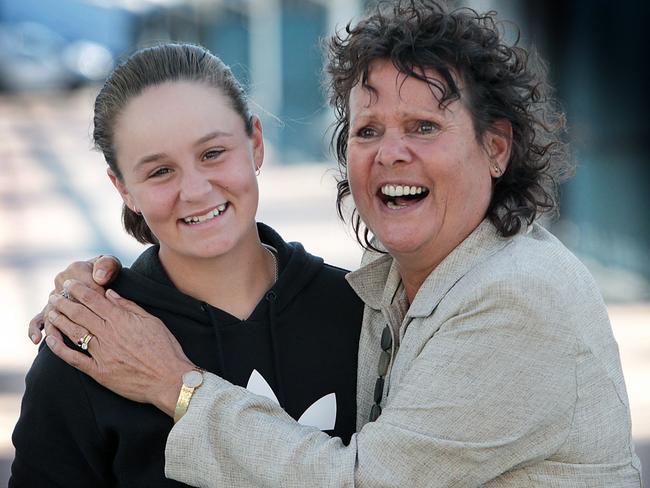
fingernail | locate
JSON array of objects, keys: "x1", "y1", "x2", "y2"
[
  {"x1": 106, "y1": 289, "x2": 119, "y2": 299},
  {"x1": 94, "y1": 269, "x2": 107, "y2": 280},
  {"x1": 31, "y1": 334, "x2": 40, "y2": 344},
  {"x1": 48, "y1": 310, "x2": 58, "y2": 321},
  {"x1": 45, "y1": 336, "x2": 57, "y2": 348},
  {"x1": 63, "y1": 279, "x2": 72, "y2": 288}
]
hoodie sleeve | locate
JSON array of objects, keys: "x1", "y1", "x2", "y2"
[{"x1": 10, "y1": 345, "x2": 113, "y2": 487}]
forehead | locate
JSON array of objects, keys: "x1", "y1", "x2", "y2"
[
  {"x1": 115, "y1": 81, "x2": 243, "y2": 144},
  {"x1": 349, "y1": 60, "x2": 458, "y2": 112},
  {"x1": 119, "y1": 81, "x2": 234, "y2": 123}
]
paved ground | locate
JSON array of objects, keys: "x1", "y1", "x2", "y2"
[{"x1": 1, "y1": 88, "x2": 648, "y2": 485}]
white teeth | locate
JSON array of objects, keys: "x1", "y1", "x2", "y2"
[
  {"x1": 381, "y1": 184, "x2": 428, "y2": 197},
  {"x1": 386, "y1": 201, "x2": 406, "y2": 210},
  {"x1": 183, "y1": 204, "x2": 227, "y2": 224}
]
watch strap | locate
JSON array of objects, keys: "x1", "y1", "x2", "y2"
[{"x1": 173, "y1": 369, "x2": 204, "y2": 424}]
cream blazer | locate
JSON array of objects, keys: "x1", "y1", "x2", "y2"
[{"x1": 165, "y1": 220, "x2": 642, "y2": 487}]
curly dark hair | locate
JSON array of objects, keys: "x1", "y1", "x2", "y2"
[
  {"x1": 327, "y1": 0, "x2": 572, "y2": 249},
  {"x1": 93, "y1": 43, "x2": 253, "y2": 244}
]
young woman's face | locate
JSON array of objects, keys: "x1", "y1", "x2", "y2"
[{"x1": 110, "y1": 81, "x2": 264, "y2": 263}]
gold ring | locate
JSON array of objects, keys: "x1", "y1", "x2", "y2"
[{"x1": 77, "y1": 333, "x2": 94, "y2": 351}]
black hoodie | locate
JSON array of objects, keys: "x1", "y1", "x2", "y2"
[{"x1": 10, "y1": 223, "x2": 363, "y2": 488}]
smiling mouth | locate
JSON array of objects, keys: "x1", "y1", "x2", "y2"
[
  {"x1": 181, "y1": 203, "x2": 228, "y2": 224},
  {"x1": 378, "y1": 184, "x2": 430, "y2": 210}
]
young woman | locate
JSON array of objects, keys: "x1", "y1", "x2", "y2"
[{"x1": 10, "y1": 43, "x2": 362, "y2": 487}]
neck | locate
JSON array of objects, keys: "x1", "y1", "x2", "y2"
[
  {"x1": 158, "y1": 228, "x2": 276, "y2": 320},
  {"x1": 392, "y1": 222, "x2": 483, "y2": 303},
  {"x1": 396, "y1": 261, "x2": 437, "y2": 304}
]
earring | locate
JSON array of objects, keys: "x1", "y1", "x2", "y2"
[
  {"x1": 492, "y1": 165, "x2": 502, "y2": 177},
  {"x1": 255, "y1": 166, "x2": 261, "y2": 176}
]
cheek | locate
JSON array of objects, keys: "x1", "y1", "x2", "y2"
[
  {"x1": 134, "y1": 186, "x2": 176, "y2": 221},
  {"x1": 449, "y1": 163, "x2": 492, "y2": 213},
  {"x1": 346, "y1": 148, "x2": 371, "y2": 196}
]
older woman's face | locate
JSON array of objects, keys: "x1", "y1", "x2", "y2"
[{"x1": 347, "y1": 60, "x2": 509, "y2": 272}]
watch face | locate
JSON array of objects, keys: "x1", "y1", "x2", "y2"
[{"x1": 183, "y1": 370, "x2": 203, "y2": 388}]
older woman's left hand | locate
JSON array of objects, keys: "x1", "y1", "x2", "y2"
[{"x1": 45, "y1": 280, "x2": 196, "y2": 418}]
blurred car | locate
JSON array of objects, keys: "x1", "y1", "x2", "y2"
[{"x1": 0, "y1": 21, "x2": 114, "y2": 92}]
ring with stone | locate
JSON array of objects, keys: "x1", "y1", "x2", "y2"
[
  {"x1": 77, "y1": 333, "x2": 94, "y2": 351},
  {"x1": 60, "y1": 289, "x2": 71, "y2": 300}
]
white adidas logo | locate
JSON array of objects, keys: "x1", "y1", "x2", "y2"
[{"x1": 246, "y1": 369, "x2": 337, "y2": 431}]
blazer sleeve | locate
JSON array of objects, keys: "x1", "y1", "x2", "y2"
[
  {"x1": 165, "y1": 277, "x2": 578, "y2": 487},
  {"x1": 10, "y1": 345, "x2": 113, "y2": 488}
]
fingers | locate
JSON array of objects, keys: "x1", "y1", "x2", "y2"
[
  {"x1": 45, "y1": 335, "x2": 96, "y2": 376},
  {"x1": 44, "y1": 321, "x2": 64, "y2": 345},
  {"x1": 105, "y1": 289, "x2": 147, "y2": 316},
  {"x1": 49, "y1": 291, "x2": 104, "y2": 335},
  {"x1": 54, "y1": 261, "x2": 103, "y2": 293},
  {"x1": 91, "y1": 255, "x2": 122, "y2": 286},
  {"x1": 58, "y1": 279, "x2": 118, "y2": 327},
  {"x1": 45, "y1": 308, "x2": 96, "y2": 352},
  {"x1": 28, "y1": 308, "x2": 46, "y2": 344}
]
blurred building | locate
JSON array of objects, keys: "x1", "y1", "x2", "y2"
[{"x1": 1, "y1": 0, "x2": 648, "y2": 300}]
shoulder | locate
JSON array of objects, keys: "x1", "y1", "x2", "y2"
[
  {"x1": 443, "y1": 224, "x2": 607, "y2": 338},
  {"x1": 14, "y1": 343, "x2": 97, "y2": 442},
  {"x1": 471, "y1": 224, "x2": 600, "y2": 299},
  {"x1": 19, "y1": 342, "x2": 98, "y2": 413}
]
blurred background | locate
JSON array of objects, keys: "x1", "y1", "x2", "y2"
[{"x1": 1, "y1": 0, "x2": 648, "y2": 484}]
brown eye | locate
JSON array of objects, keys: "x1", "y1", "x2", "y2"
[
  {"x1": 203, "y1": 149, "x2": 224, "y2": 160},
  {"x1": 416, "y1": 120, "x2": 437, "y2": 134},
  {"x1": 150, "y1": 167, "x2": 171, "y2": 178},
  {"x1": 357, "y1": 127, "x2": 377, "y2": 138},
  {"x1": 416, "y1": 120, "x2": 438, "y2": 135}
]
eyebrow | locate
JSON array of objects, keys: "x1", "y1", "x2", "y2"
[
  {"x1": 351, "y1": 107, "x2": 441, "y2": 122},
  {"x1": 193, "y1": 130, "x2": 232, "y2": 146},
  {"x1": 134, "y1": 130, "x2": 233, "y2": 168}
]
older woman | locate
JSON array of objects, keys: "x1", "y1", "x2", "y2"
[{"x1": 33, "y1": 0, "x2": 642, "y2": 486}]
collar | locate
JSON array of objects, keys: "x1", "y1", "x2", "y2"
[{"x1": 346, "y1": 219, "x2": 511, "y2": 317}]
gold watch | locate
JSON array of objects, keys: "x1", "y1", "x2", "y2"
[{"x1": 173, "y1": 368, "x2": 204, "y2": 423}]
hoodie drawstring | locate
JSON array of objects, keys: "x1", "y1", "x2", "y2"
[
  {"x1": 265, "y1": 290, "x2": 286, "y2": 406},
  {"x1": 205, "y1": 304, "x2": 227, "y2": 376}
]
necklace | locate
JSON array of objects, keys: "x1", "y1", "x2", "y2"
[{"x1": 262, "y1": 244, "x2": 278, "y2": 283}]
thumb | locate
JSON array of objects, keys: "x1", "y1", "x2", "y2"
[{"x1": 92, "y1": 255, "x2": 122, "y2": 286}]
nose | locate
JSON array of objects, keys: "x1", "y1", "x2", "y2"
[
  {"x1": 375, "y1": 131, "x2": 411, "y2": 167},
  {"x1": 179, "y1": 167, "x2": 212, "y2": 202}
]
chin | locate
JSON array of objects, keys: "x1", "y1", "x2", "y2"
[{"x1": 375, "y1": 234, "x2": 424, "y2": 257}]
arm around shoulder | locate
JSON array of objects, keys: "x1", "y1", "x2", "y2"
[{"x1": 163, "y1": 272, "x2": 579, "y2": 488}]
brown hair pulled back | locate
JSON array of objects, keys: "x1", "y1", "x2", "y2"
[{"x1": 93, "y1": 43, "x2": 253, "y2": 244}]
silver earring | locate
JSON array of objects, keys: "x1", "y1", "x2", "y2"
[{"x1": 255, "y1": 166, "x2": 261, "y2": 176}]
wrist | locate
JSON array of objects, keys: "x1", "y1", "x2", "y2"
[
  {"x1": 157, "y1": 359, "x2": 197, "y2": 418},
  {"x1": 173, "y1": 367, "x2": 205, "y2": 423}
]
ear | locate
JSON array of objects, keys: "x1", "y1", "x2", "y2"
[
  {"x1": 484, "y1": 119, "x2": 512, "y2": 174},
  {"x1": 250, "y1": 115, "x2": 265, "y2": 171},
  {"x1": 107, "y1": 168, "x2": 135, "y2": 210}
]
